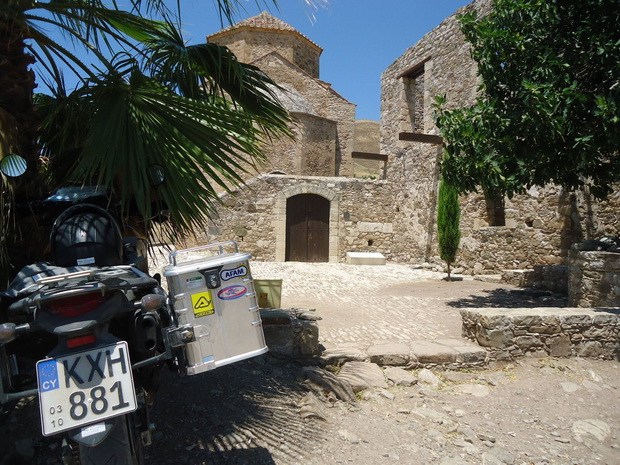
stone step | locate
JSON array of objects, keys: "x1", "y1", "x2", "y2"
[
  {"x1": 346, "y1": 252, "x2": 386, "y2": 265},
  {"x1": 320, "y1": 338, "x2": 489, "y2": 369},
  {"x1": 260, "y1": 308, "x2": 489, "y2": 368}
]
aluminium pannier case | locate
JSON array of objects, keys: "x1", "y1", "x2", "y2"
[{"x1": 163, "y1": 241, "x2": 268, "y2": 375}]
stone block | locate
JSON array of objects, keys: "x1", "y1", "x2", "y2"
[
  {"x1": 434, "y1": 338, "x2": 488, "y2": 364},
  {"x1": 476, "y1": 328, "x2": 514, "y2": 349},
  {"x1": 337, "y1": 362, "x2": 387, "y2": 393},
  {"x1": 561, "y1": 314, "x2": 592, "y2": 326},
  {"x1": 357, "y1": 222, "x2": 393, "y2": 233},
  {"x1": 367, "y1": 342, "x2": 410, "y2": 366},
  {"x1": 321, "y1": 344, "x2": 367, "y2": 365},
  {"x1": 292, "y1": 319, "x2": 321, "y2": 356},
  {"x1": 384, "y1": 367, "x2": 418, "y2": 387},
  {"x1": 529, "y1": 324, "x2": 561, "y2": 334},
  {"x1": 575, "y1": 341, "x2": 603, "y2": 358},
  {"x1": 583, "y1": 326, "x2": 614, "y2": 340},
  {"x1": 410, "y1": 340, "x2": 457, "y2": 364},
  {"x1": 262, "y1": 324, "x2": 293, "y2": 357},
  {"x1": 592, "y1": 312, "x2": 620, "y2": 325},
  {"x1": 549, "y1": 334, "x2": 572, "y2": 357},
  {"x1": 346, "y1": 252, "x2": 386, "y2": 265},
  {"x1": 514, "y1": 335, "x2": 542, "y2": 350},
  {"x1": 518, "y1": 315, "x2": 543, "y2": 327},
  {"x1": 479, "y1": 314, "x2": 511, "y2": 329},
  {"x1": 260, "y1": 309, "x2": 320, "y2": 358}
]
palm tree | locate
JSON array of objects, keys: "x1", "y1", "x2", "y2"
[{"x1": 0, "y1": 0, "x2": 293, "y2": 276}]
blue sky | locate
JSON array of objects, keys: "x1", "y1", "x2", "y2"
[{"x1": 176, "y1": 0, "x2": 472, "y2": 121}]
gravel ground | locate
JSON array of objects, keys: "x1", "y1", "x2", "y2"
[{"x1": 1, "y1": 257, "x2": 618, "y2": 465}]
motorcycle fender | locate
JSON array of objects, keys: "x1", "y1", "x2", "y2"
[{"x1": 66, "y1": 418, "x2": 120, "y2": 447}]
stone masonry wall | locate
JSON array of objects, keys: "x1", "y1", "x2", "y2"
[
  {"x1": 456, "y1": 185, "x2": 580, "y2": 274},
  {"x1": 502, "y1": 265, "x2": 569, "y2": 294},
  {"x1": 568, "y1": 251, "x2": 620, "y2": 307},
  {"x1": 380, "y1": 0, "x2": 620, "y2": 273},
  {"x1": 196, "y1": 175, "x2": 396, "y2": 262},
  {"x1": 254, "y1": 53, "x2": 356, "y2": 178},
  {"x1": 461, "y1": 307, "x2": 620, "y2": 361},
  {"x1": 381, "y1": 0, "x2": 491, "y2": 265},
  {"x1": 297, "y1": 113, "x2": 337, "y2": 177}
]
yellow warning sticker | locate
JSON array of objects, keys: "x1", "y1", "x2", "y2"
[{"x1": 191, "y1": 291, "x2": 214, "y2": 318}]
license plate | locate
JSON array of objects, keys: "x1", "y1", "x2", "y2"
[{"x1": 36, "y1": 342, "x2": 137, "y2": 436}]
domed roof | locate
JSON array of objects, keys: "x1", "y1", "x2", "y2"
[{"x1": 208, "y1": 11, "x2": 322, "y2": 51}]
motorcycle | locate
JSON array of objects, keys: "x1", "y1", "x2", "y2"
[
  {"x1": 0, "y1": 158, "x2": 268, "y2": 464},
  {"x1": 0, "y1": 202, "x2": 178, "y2": 464}
]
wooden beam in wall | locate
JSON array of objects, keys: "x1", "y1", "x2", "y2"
[
  {"x1": 398, "y1": 132, "x2": 443, "y2": 145},
  {"x1": 351, "y1": 151, "x2": 389, "y2": 161}
]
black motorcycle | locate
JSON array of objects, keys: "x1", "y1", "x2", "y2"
[
  {"x1": 0, "y1": 203, "x2": 182, "y2": 464},
  {"x1": 0, "y1": 157, "x2": 268, "y2": 464}
]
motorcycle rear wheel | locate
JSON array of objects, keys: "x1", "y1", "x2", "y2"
[{"x1": 77, "y1": 414, "x2": 143, "y2": 465}]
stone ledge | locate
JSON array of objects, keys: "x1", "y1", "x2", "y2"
[
  {"x1": 260, "y1": 308, "x2": 489, "y2": 369},
  {"x1": 260, "y1": 308, "x2": 322, "y2": 359},
  {"x1": 461, "y1": 307, "x2": 620, "y2": 361},
  {"x1": 321, "y1": 338, "x2": 488, "y2": 370},
  {"x1": 346, "y1": 252, "x2": 386, "y2": 265}
]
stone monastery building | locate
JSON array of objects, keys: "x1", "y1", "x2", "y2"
[{"x1": 199, "y1": 1, "x2": 619, "y2": 275}]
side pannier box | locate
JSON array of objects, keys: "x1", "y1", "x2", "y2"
[{"x1": 163, "y1": 242, "x2": 268, "y2": 375}]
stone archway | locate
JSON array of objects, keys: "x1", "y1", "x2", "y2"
[{"x1": 275, "y1": 184, "x2": 340, "y2": 262}]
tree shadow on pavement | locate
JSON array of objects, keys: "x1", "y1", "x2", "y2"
[
  {"x1": 446, "y1": 287, "x2": 568, "y2": 309},
  {"x1": 145, "y1": 357, "x2": 326, "y2": 465},
  {"x1": 0, "y1": 357, "x2": 325, "y2": 465}
]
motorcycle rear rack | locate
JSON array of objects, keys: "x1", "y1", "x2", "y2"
[{"x1": 168, "y1": 241, "x2": 239, "y2": 267}]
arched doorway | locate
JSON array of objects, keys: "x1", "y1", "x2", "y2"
[{"x1": 286, "y1": 194, "x2": 330, "y2": 262}]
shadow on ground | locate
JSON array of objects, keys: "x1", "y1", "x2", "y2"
[
  {"x1": 447, "y1": 287, "x2": 568, "y2": 309},
  {"x1": 0, "y1": 358, "x2": 326, "y2": 465},
  {"x1": 145, "y1": 357, "x2": 327, "y2": 465}
]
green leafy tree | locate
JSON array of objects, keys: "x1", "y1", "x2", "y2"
[
  {"x1": 0, "y1": 0, "x2": 295, "y2": 273},
  {"x1": 437, "y1": 179, "x2": 461, "y2": 281},
  {"x1": 434, "y1": 0, "x2": 620, "y2": 199}
]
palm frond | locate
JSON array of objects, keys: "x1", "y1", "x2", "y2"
[
  {"x1": 146, "y1": 30, "x2": 291, "y2": 137},
  {"x1": 39, "y1": 67, "x2": 273, "y2": 237}
]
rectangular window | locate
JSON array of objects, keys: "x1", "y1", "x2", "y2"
[
  {"x1": 485, "y1": 190, "x2": 506, "y2": 226},
  {"x1": 351, "y1": 152, "x2": 388, "y2": 180},
  {"x1": 398, "y1": 57, "x2": 431, "y2": 133}
]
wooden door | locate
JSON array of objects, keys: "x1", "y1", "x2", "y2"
[{"x1": 285, "y1": 194, "x2": 330, "y2": 262}]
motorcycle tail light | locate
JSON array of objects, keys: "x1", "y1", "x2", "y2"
[
  {"x1": 66, "y1": 334, "x2": 96, "y2": 349},
  {"x1": 46, "y1": 293, "x2": 109, "y2": 318}
]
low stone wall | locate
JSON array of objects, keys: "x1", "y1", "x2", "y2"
[
  {"x1": 502, "y1": 265, "x2": 568, "y2": 294},
  {"x1": 461, "y1": 307, "x2": 620, "y2": 360},
  {"x1": 260, "y1": 308, "x2": 322, "y2": 360},
  {"x1": 568, "y1": 250, "x2": 620, "y2": 307}
]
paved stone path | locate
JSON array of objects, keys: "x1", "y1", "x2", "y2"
[
  {"x1": 249, "y1": 261, "x2": 488, "y2": 346},
  {"x1": 152, "y1": 250, "x2": 514, "y2": 364}
]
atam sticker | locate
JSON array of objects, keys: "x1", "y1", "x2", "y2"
[
  {"x1": 217, "y1": 285, "x2": 247, "y2": 300},
  {"x1": 220, "y1": 265, "x2": 248, "y2": 281},
  {"x1": 191, "y1": 291, "x2": 214, "y2": 317}
]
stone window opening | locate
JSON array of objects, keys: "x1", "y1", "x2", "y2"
[
  {"x1": 351, "y1": 152, "x2": 388, "y2": 180},
  {"x1": 398, "y1": 57, "x2": 430, "y2": 133},
  {"x1": 485, "y1": 190, "x2": 506, "y2": 227}
]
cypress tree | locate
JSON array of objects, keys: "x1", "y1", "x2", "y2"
[{"x1": 437, "y1": 179, "x2": 461, "y2": 281}]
